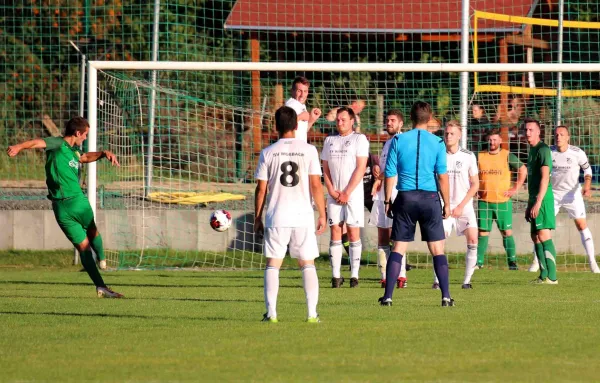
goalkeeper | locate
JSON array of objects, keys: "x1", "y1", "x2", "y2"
[{"x1": 7, "y1": 117, "x2": 123, "y2": 298}]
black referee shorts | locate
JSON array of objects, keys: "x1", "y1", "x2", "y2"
[{"x1": 391, "y1": 190, "x2": 445, "y2": 242}]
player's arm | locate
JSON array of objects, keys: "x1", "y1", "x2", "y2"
[
  {"x1": 530, "y1": 148, "x2": 552, "y2": 218},
  {"x1": 454, "y1": 175, "x2": 479, "y2": 218},
  {"x1": 579, "y1": 150, "x2": 593, "y2": 198},
  {"x1": 309, "y1": 175, "x2": 327, "y2": 235},
  {"x1": 322, "y1": 160, "x2": 339, "y2": 201},
  {"x1": 254, "y1": 180, "x2": 268, "y2": 236},
  {"x1": 383, "y1": 137, "x2": 399, "y2": 206},
  {"x1": 435, "y1": 140, "x2": 450, "y2": 219},
  {"x1": 80, "y1": 150, "x2": 120, "y2": 166},
  {"x1": 338, "y1": 156, "x2": 368, "y2": 204},
  {"x1": 505, "y1": 153, "x2": 527, "y2": 197},
  {"x1": 6, "y1": 139, "x2": 46, "y2": 156},
  {"x1": 308, "y1": 108, "x2": 322, "y2": 129}
]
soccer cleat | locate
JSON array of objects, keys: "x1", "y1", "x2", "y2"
[
  {"x1": 380, "y1": 279, "x2": 387, "y2": 288},
  {"x1": 406, "y1": 264, "x2": 414, "y2": 271},
  {"x1": 591, "y1": 266, "x2": 600, "y2": 274},
  {"x1": 331, "y1": 277, "x2": 345, "y2": 288},
  {"x1": 461, "y1": 283, "x2": 473, "y2": 289},
  {"x1": 441, "y1": 297, "x2": 455, "y2": 307},
  {"x1": 508, "y1": 261, "x2": 518, "y2": 271},
  {"x1": 431, "y1": 282, "x2": 440, "y2": 290},
  {"x1": 545, "y1": 278, "x2": 558, "y2": 285},
  {"x1": 96, "y1": 286, "x2": 124, "y2": 298},
  {"x1": 378, "y1": 297, "x2": 392, "y2": 306},
  {"x1": 306, "y1": 316, "x2": 320, "y2": 323},
  {"x1": 98, "y1": 259, "x2": 107, "y2": 270},
  {"x1": 530, "y1": 277, "x2": 546, "y2": 284},
  {"x1": 476, "y1": 263, "x2": 484, "y2": 269},
  {"x1": 397, "y1": 277, "x2": 407, "y2": 289},
  {"x1": 528, "y1": 263, "x2": 540, "y2": 273},
  {"x1": 350, "y1": 278, "x2": 359, "y2": 288},
  {"x1": 262, "y1": 313, "x2": 278, "y2": 323}
]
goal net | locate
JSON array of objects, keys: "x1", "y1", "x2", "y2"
[{"x1": 90, "y1": 63, "x2": 600, "y2": 272}]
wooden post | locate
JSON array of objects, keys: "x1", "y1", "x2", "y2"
[
  {"x1": 499, "y1": 38, "x2": 510, "y2": 150},
  {"x1": 250, "y1": 37, "x2": 261, "y2": 152},
  {"x1": 273, "y1": 83, "x2": 284, "y2": 131}
]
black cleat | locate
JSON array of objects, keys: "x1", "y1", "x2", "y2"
[
  {"x1": 331, "y1": 277, "x2": 345, "y2": 288},
  {"x1": 378, "y1": 297, "x2": 392, "y2": 306},
  {"x1": 461, "y1": 283, "x2": 473, "y2": 289},
  {"x1": 508, "y1": 262, "x2": 519, "y2": 270},
  {"x1": 350, "y1": 278, "x2": 359, "y2": 288},
  {"x1": 406, "y1": 264, "x2": 415, "y2": 271},
  {"x1": 442, "y1": 297, "x2": 455, "y2": 307}
]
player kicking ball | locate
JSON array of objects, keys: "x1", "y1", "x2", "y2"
[
  {"x1": 433, "y1": 121, "x2": 479, "y2": 289},
  {"x1": 528, "y1": 125, "x2": 599, "y2": 273},
  {"x1": 7, "y1": 117, "x2": 123, "y2": 298},
  {"x1": 254, "y1": 106, "x2": 327, "y2": 323}
]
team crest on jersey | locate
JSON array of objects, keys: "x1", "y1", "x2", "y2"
[
  {"x1": 344, "y1": 141, "x2": 351, "y2": 147},
  {"x1": 456, "y1": 161, "x2": 462, "y2": 169},
  {"x1": 567, "y1": 157, "x2": 572, "y2": 164},
  {"x1": 69, "y1": 159, "x2": 79, "y2": 169}
]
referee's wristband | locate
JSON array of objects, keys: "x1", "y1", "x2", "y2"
[{"x1": 384, "y1": 201, "x2": 391, "y2": 205}]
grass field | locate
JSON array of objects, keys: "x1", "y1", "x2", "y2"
[{"x1": 1, "y1": 251, "x2": 599, "y2": 382}]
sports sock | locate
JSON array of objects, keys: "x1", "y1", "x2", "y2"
[
  {"x1": 463, "y1": 244, "x2": 478, "y2": 284},
  {"x1": 433, "y1": 255, "x2": 451, "y2": 299},
  {"x1": 264, "y1": 266, "x2": 280, "y2": 318},
  {"x1": 433, "y1": 267, "x2": 439, "y2": 284},
  {"x1": 79, "y1": 248, "x2": 106, "y2": 287},
  {"x1": 301, "y1": 265, "x2": 319, "y2": 318},
  {"x1": 90, "y1": 234, "x2": 106, "y2": 261},
  {"x1": 477, "y1": 235, "x2": 489, "y2": 266},
  {"x1": 329, "y1": 240, "x2": 343, "y2": 278},
  {"x1": 399, "y1": 252, "x2": 407, "y2": 279},
  {"x1": 383, "y1": 252, "x2": 402, "y2": 299},
  {"x1": 341, "y1": 233, "x2": 350, "y2": 255},
  {"x1": 503, "y1": 235, "x2": 516, "y2": 263},
  {"x1": 579, "y1": 228, "x2": 597, "y2": 268},
  {"x1": 535, "y1": 242, "x2": 548, "y2": 280},
  {"x1": 377, "y1": 245, "x2": 390, "y2": 280},
  {"x1": 530, "y1": 245, "x2": 539, "y2": 267},
  {"x1": 542, "y1": 240, "x2": 558, "y2": 281},
  {"x1": 349, "y1": 240, "x2": 362, "y2": 279}
]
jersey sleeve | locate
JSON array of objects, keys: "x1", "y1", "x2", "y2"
[
  {"x1": 508, "y1": 152, "x2": 524, "y2": 171},
  {"x1": 384, "y1": 136, "x2": 398, "y2": 177},
  {"x1": 254, "y1": 150, "x2": 268, "y2": 181},
  {"x1": 320, "y1": 138, "x2": 330, "y2": 162},
  {"x1": 578, "y1": 149, "x2": 592, "y2": 176},
  {"x1": 43, "y1": 137, "x2": 64, "y2": 152},
  {"x1": 308, "y1": 146, "x2": 322, "y2": 176},
  {"x1": 356, "y1": 135, "x2": 369, "y2": 158},
  {"x1": 539, "y1": 146, "x2": 552, "y2": 168},
  {"x1": 434, "y1": 139, "x2": 447, "y2": 175},
  {"x1": 469, "y1": 153, "x2": 479, "y2": 176},
  {"x1": 284, "y1": 98, "x2": 306, "y2": 116}
]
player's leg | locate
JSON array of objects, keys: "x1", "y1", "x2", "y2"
[
  {"x1": 497, "y1": 200, "x2": 517, "y2": 269},
  {"x1": 346, "y1": 200, "x2": 365, "y2": 287},
  {"x1": 531, "y1": 232, "x2": 547, "y2": 282},
  {"x1": 477, "y1": 201, "x2": 493, "y2": 267},
  {"x1": 341, "y1": 223, "x2": 350, "y2": 256},
  {"x1": 86, "y1": 223, "x2": 107, "y2": 270},
  {"x1": 327, "y1": 203, "x2": 345, "y2": 287},
  {"x1": 262, "y1": 228, "x2": 289, "y2": 322},
  {"x1": 460, "y1": 210, "x2": 478, "y2": 288},
  {"x1": 529, "y1": 198, "x2": 561, "y2": 273},
  {"x1": 567, "y1": 194, "x2": 599, "y2": 273},
  {"x1": 538, "y1": 198, "x2": 558, "y2": 282},
  {"x1": 290, "y1": 228, "x2": 320, "y2": 322},
  {"x1": 377, "y1": 227, "x2": 390, "y2": 286},
  {"x1": 434, "y1": 217, "x2": 455, "y2": 288}
]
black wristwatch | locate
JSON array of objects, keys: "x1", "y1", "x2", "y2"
[{"x1": 384, "y1": 200, "x2": 391, "y2": 205}]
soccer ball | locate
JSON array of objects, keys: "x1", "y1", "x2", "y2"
[{"x1": 210, "y1": 210, "x2": 232, "y2": 232}]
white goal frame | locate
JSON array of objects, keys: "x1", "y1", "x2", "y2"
[{"x1": 87, "y1": 61, "x2": 600, "y2": 218}]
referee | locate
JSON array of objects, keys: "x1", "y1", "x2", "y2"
[{"x1": 378, "y1": 101, "x2": 454, "y2": 307}]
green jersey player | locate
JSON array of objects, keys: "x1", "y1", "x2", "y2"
[{"x1": 7, "y1": 117, "x2": 123, "y2": 298}]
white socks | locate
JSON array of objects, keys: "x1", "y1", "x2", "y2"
[
  {"x1": 301, "y1": 265, "x2": 319, "y2": 318},
  {"x1": 377, "y1": 245, "x2": 390, "y2": 279},
  {"x1": 264, "y1": 266, "x2": 280, "y2": 318},
  {"x1": 399, "y1": 253, "x2": 407, "y2": 278},
  {"x1": 579, "y1": 228, "x2": 598, "y2": 269},
  {"x1": 464, "y1": 244, "x2": 478, "y2": 284},
  {"x1": 330, "y1": 240, "x2": 343, "y2": 278},
  {"x1": 349, "y1": 240, "x2": 362, "y2": 279}
]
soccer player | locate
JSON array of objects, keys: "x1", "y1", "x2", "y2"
[
  {"x1": 254, "y1": 106, "x2": 327, "y2": 323},
  {"x1": 524, "y1": 118, "x2": 558, "y2": 284},
  {"x1": 369, "y1": 109, "x2": 407, "y2": 288},
  {"x1": 477, "y1": 128, "x2": 527, "y2": 269},
  {"x1": 284, "y1": 76, "x2": 322, "y2": 142},
  {"x1": 528, "y1": 125, "x2": 599, "y2": 273},
  {"x1": 433, "y1": 121, "x2": 479, "y2": 289},
  {"x1": 321, "y1": 106, "x2": 369, "y2": 288},
  {"x1": 379, "y1": 101, "x2": 453, "y2": 307},
  {"x1": 6, "y1": 117, "x2": 123, "y2": 298}
]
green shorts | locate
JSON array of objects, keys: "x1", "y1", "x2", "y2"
[
  {"x1": 478, "y1": 200, "x2": 513, "y2": 232},
  {"x1": 529, "y1": 198, "x2": 556, "y2": 234},
  {"x1": 52, "y1": 194, "x2": 95, "y2": 245}
]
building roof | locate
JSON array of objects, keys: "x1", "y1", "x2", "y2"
[{"x1": 224, "y1": 0, "x2": 539, "y2": 33}]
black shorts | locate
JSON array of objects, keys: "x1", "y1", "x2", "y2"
[
  {"x1": 364, "y1": 199, "x2": 374, "y2": 213},
  {"x1": 391, "y1": 190, "x2": 445, "y2": 242}
]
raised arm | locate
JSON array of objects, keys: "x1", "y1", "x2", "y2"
[
  {"x1": 80, "y1": 150, "x2": 120, "y2": 166},
  {"x1": 6, "y1": 139, "x2": 47, "y2": 157}
]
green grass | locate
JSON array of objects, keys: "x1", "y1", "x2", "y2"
[{"x1": 1, "y1": 252, "x2": 599, "y2": 382}]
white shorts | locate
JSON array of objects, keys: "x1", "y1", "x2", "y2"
[
  {"x1": 555, "y1": 192, "x2": 586, "y2": 219},
  {"x1": 443, "y1": 207, "x2": 477, "y2": 237},
  {"x1": 327, "y1": 198, "x2": 365, "y2": 227},
  {"x1": 369, "y1": 199, "x2": 392, "y2": 228},
  {"x1": 264, "y1": 227, "x2": 319, "y2": 260}
]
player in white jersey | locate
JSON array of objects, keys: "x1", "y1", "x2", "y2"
[
  {"x1": 433, "y1": 121, "x2": 479, "y2": 288},
  {"x1": 369, "y1": 110, "x2": 408, "y2": 288},
  {"x1": 284, "y1": 76, "x2": 322, "y2": 142},
  {"x1": 321, "y1": 106, "x2": 369, "y2": 288},
  {"x1": 528, "y1": 125, "x2": 599, "y2": 273},
  {"x1": 254, "y1": 106, "x2": 327, "y2": 323}
]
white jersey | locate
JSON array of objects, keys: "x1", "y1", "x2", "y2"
[
  {"x1": 255, "y1": 138, "x2": 322, "y2": 228},
  {"x1": 551, "y1": 145, "x2": 591, "y2": 198},
  {"x1": 374, "y1": 133, "x2": 400, "y2": 201},
  {"x1": 285, "y1": 98, "x2": 309, "y2": 142},
  {"x1": 321, "y1": 132, "x2": 370, "y2": 203},
  {"x1": 446, "y1": 148, "x2": 478, "y2": 208}
]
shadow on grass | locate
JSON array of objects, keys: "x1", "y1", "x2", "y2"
[
  {"x1": 0, "y1": 295, "x2": 262, "y2": 303},
  {"x1": 0, "y1": 310, "x2": 229, "y2": 321}
]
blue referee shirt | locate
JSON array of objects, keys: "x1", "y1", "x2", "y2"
[{"x1": 384, "y1": 128, "x2": 447, "y2": 192}]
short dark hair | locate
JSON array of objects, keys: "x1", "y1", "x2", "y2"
[
  {"x1": 275, "y1": 106, "x2": 297, "y2": 135},
  {"x1": 291, "y1": 76, "x2": 309, "y2": 90},
  {"x1": 522, "y1": 117, "x2": 541, "y2": 130},
  {"x1": 336, "y1": 106, "x2": 356, "y2": 120},
  {"x1": 64, "y1": 117, "x2": 89, "y2": 137},
  {"x1": 386, "y1": 109, "x2": 404, "y2": 122},
  {"x1": 410, "y1": 101, "x2": 432, "y2": 125},
  {"x1": 487, "y1": 128, "x2": 502, "y2": 138},
  {"x1": 555, "y1": 125, "x2": 569, "y2": 135}
]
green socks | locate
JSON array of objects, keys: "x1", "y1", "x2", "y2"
[
  {"x1": 477, "y1": 235, "x2": 489, "y2": 266},
  {"x1": 535, "y1": 242, "x2": 548, "y2": 280},
  {"x1": 503, "y1": 235, "x2": 517, "y2": 263},
  {"x1": 80, "y1": 249, "x2": 106, "y2": 288},
  {"x1": 542, "y1": 240, "x2": 558, "y2": 281},
  {"x1": 90, "y1": 234, "x2": 106, "y2": 261}
]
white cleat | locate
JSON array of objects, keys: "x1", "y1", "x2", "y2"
[
  {"x1": 98, "y1": 260, "x2": 107, "y2": 270},
  {"x1": 527, "y1": 264, "x2": 540, "y2": 273},
  {"x1": 591, "y1": 266, "x2": 600, "y2": 274},
  {"x1": 96, "y1": 286, "x2": 124, "y2": 298}
]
